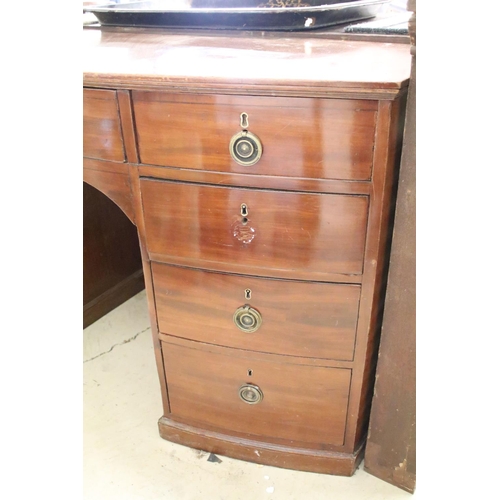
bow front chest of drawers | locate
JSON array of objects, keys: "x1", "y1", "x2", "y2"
[{"x1": 83, "y1": 29, "x2": 410, "y2": 476}]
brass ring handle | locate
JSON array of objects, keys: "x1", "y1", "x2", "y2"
[
  {"x1": 238, "y1": 384, "x2": 264, "y2": 405},
  {"x1": 233, "y1": 305, "x2": 262, "y2": 333},
  {"x1": 229, "y1": 131, "x2": 263, "y2": 166}
]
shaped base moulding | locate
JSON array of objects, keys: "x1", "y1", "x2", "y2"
[{"x1": 158, "y1": 416, "x2": 364, "y2": 476}]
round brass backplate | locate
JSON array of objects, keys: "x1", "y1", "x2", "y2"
[
  {"x1": 233, "y1": 305, "x2": 262, "y2": 333},
  {"x1": 229, "y1": 131, "x2": 263, "y2": 166},
  {"x1": 238, "y1": 383, "x2": 264, "y2": 405}
]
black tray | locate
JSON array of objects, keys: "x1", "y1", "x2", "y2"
[{"x1": 85, "y1": 0, "x2": 390, "y2": 31}]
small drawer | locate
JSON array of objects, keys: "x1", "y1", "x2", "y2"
[
  {"x1": 162, "y1": 339, "x2": 351, "y2": 447},
  {"x1": 153, "y1": 263, "x2": 360, "y2": 361},
  {"x1": 83, "y1": 89, "x2": 125, "y2": 161},
  {"x1": 132, "y1": 92, "x2": 377, "y2": 181},
  {"x1": 140, "y1": 179, "x2": 368, "y2": 279}
]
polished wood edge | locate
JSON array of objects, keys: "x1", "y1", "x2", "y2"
[
  {"x1": 149, "y1": 253, "x2": 363, "y2": 284},
  {"x1": 158, "y1": 416, "x2": 364, "y2": 476},
  {"x1": 158, "y1": 334, "x2": 353, "y2": 369},
  {"x1": 117, "y1": 90, "x2": 139, "y2": 164},
  {"x1": 343, "y1": 95, "x2": 406, "y2": 450},
  {"x1": 127, "y1": 165, "x2": 148, "y2": 250},
  {"x1": 355, "y1": 95, "x2": 407, "y2": 443},
  {"x1": 83, "y1": 156, "x2": 126, "y2": 166},
  {"x1": 137, "y1": 165, "x2": 373, "y2": 195},
  {"x1": 83, "y1": 269, "x2": 145, "y2": 329},
  {"x1": 83, "y1": 77, "x2": 408, "y2": 101},
  {"x1": 127, "y1": 164, "x2": 171, "y2": 415},
  {"x1": 153, "y1": 260, "x2": 363, "y2": 288},
  {"x1": 142, "y1": 245, "x2": 171, "y2": 416},
  {"x1": 132, "y1": 90, "x2": 379, "y2": 109},
  {"x1": 83, "y1": 87, "x2": 117, "y2": 100},
  {"x1": 83, "y1": 157, "x2": 128, "y2": 174},
  {"x1": 84, "y1": 25, "x2": 410, "y2": 45},
  {"x1": 83, "y1": 168, "x2": 135, "y2": 224},
  {"x1": 165, "y1": 413, "x2": 350, "y2": 453}
]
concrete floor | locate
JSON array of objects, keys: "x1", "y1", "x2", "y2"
[{"x1": 83, "y1": 290, "x2": 415, "y2": 499}]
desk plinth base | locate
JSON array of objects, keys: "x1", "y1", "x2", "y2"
[{"x1": 158, "y1": 416, "x2": 364, "y2": 476}]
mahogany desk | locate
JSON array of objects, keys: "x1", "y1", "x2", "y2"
[{"x1": 83, "y1": 27, "x2": 410, "y2": 476}]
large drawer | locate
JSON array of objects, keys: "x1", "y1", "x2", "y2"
[
  {"x1": 162, "y1": 339, "x2": 351, "y2": 447},
  {"x1": 153, "y1": 263, "x2": 360, "y2": 361},
  {"x1": 133, "y1": 92, "x2": 377, "y2": 181},
  {"x1": 140, "y1": 179, "x2": 369, "y2": 279},
  {"x1": 83, "y1": 88, "x2": 125, "y2": 162}
]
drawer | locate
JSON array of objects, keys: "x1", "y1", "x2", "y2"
[
  {"x1": 83, "y1": 89, "x2": 125, "y2": 161},
  {"x1": 162, "y1": 339, "x2": 351, "y2": 447},
  {"x1": 133, "y1": 92, "x2": 377, "y2": 181},
  {"x1": 153, "y1": 263, "x2": 360, "y2": 361},
  {"x1": 140, "y1": 179, "x2": 368, "y2": 279}
]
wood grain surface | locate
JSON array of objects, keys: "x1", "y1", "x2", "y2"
[
  {"x1": 83, "y1": 30, "x2": 411, "y2": 99},
  {"x1": 162, "y1": 339, "x2": 351, "y2": 447},
  {"x1": 83, "y1": 159, "x2": 135, "y2": 224},
  {"x1": 83, "y1": 88, "x2": 125, "y2": 161},
  {"x1": 343, "y1": 97, "x2": 406, "y2": 451},
  {"x1": 137, "y1": 163, "x2": 372, "y2": 196},
  {"x1": 152, "y1": 263, "x2": 360, "y2": 360},
  {"x1": 140, "y1": 179, "x2": 369, "y2": 280},
  {"x1": 133, "y1": 92, "x2": 377, "y2": 181},
  {"x1": 83, "y1": 25, "x2": 411, "y2": 477}
]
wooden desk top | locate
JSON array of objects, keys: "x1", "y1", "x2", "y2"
[{"x1": 83, "y1": 29, "x2": 411, "y2": 99}]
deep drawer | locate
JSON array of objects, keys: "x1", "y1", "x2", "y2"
[
  {"x1": 140, "y1": 179, "x2": 369, "y2": 280},
  {"x1": 83, "y1": 89, "x2": 124, "y2": 162},
  {"x1": 162, "y1": 339, "x2": 351, "y2": 447},
  {"x1": 132, "y1": 92, "x2": 377, "y2": 181},
  {"x1": 153, "y1": 263, "x2": 360, "y2": 361}
]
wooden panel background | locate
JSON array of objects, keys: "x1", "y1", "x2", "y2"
[
  {"x1": 364, "y1": 0, "x2": 416, "y2": 492},
  {"x1": 83, "y1": 182, "x2": 144, "y2": 328}
]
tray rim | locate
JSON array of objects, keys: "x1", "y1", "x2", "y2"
[{"x1": 84, "y1": 0, "x2": 389, "y2": 15}]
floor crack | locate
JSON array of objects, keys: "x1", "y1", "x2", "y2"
[{"x1": 83, "y1": 326, "x2": 151, "y2": 364}]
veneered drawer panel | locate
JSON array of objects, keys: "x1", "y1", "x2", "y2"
[
  {"x1": 83, "y1": 89, "x2": 125, "y2": 161},
  {"x1": 162, "y1": 340, "x2": 351, "y2": 447},
  {"x1": 140, "y1": 179, "x2": 368, "y2": 279},
  {"x1": 133, "y1": 92, "x2": 377, "y2": 181},
  {"x1": 153, "y1": 263, "x2": 360, "y2": 361}
]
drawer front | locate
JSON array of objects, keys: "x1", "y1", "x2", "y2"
[
  {"x1": 140, "y1": 179, "x2": 368, "y2": 278},
  {"x1": 153, "y1": 263, "x2": 360, "y2": 361},
  {"x1": 133, "y1": 92, "x2": 377, "y2": 181},
  {"x1": 83, "y1": 89, "x2": 124, "y2": 161},
  {"x1": 162, "y1": 340, "x2": 351, "y2": 447}
]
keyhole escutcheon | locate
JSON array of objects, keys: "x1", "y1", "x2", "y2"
[{"x1": 240, "y1": 112, "x2": 249, "y2": 129}]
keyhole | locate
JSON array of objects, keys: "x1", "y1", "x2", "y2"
[
  {"x1": 247, "y1": 369, "x2": 253, "y2": 377},
  {"x1": 240, "y1": 112, "x2": 249, "y2": 129},
  {"x1": 245, "y1": 289, "x2": 252, "y2": 300},
  {"x1": 240, "y1": 204, "x2": 248, "y2": 217}
]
